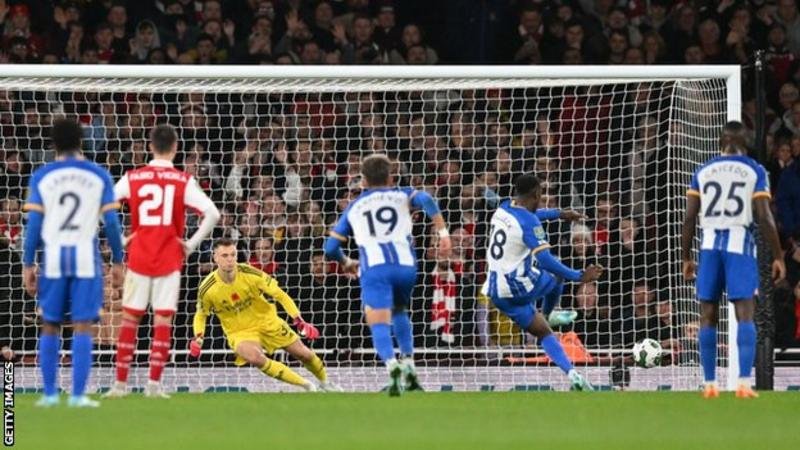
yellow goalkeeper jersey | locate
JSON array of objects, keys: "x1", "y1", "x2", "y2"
[{"x1": 193, "y1": 264, "x2": 300, "y2": 337}]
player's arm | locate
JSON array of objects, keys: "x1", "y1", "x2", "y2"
[
  {"x1": 22, "y1": 174, "x2": 44, "y2": 296},
  {"x1": 754, "y1": 196, "x2": 786, "y2": 283},
  {"x1": 190, "y1": 283, "x2": 211, "y2": 357},
  {"x1": 324, "y1": 210, "x2": 358, "y2": 275},
  {"x1": 256, "y1": 271, "x2": 320, "y2": 339},
  {"x1": 535, "y1": 208, "x2": 586, "y2": 222},
  {"x1": 525, "y1": 218, "x2": 601, "y2": 283},
  {"x1": 407, "y1": 188, "x2": 452, "y2": 259},
  {"x1": 681, "y1": 174, "x2": 702, "y2": 281},
  {"x1": 183, "y1": 177, "x2": 221, "y2": 255},
  {"x1": 101, "y1": 171, "x2": 125, "y2": 286}
]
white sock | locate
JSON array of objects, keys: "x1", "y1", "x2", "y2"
[
  {"x1": 401, "y1": 356, "x2": 415, "y2": 371},
  {"x1": 704, "y1": 380, "x2": 718, "y2": 389},
  {"x1": 738, "y1": 378, "x2": 751, "y2": 387},
  {"x1": 386, "y1": 358, "x2": 399, "y2": 373}
]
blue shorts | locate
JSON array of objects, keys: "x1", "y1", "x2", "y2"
[
  {"x1": 491, "y1": 271, "x2": 560, "y2": 330},
  {"x1": 697, "y1": 249, "x2": 758, "y2": 302},
  {"x1": 38, "y1": 276, "x2": 103, "y2": 323},
  {"x1": 360, "y1": 264, "x2": 417, "y2": 310}
]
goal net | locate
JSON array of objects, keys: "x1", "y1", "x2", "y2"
[{"x1": 1, "y1": 66, "x2": 740, "y2": 392}]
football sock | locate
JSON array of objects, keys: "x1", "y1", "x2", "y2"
[
  {"x1": 39, "y1": 334, "x2": 60, "y2": 397},
  {"x1": 541, "y1": 282, "x2": 564, "y2": 316},
  {"x1": 115, "y1": 317, "x2": 139, "y2": 383},
  {"x1": 391, "y1": 311, "x2": 414, "y2": 357},
  {"x1": 260, "y1": 359, "x2": 308, "y2": 387},
  {"x1": 699, "y1": 325, "x2": 717, "y2": 382},
  {"x1": 541, "y1": 333, "x2": 573, "y2": 374},
  {"x1": 737, "y1": 321, "x2": 756, "y2": 379},
  {"x1": 149, "y1": 322, "x2": 172, "y2": 382},
  {"x1": 71, "y1": 332, "x2": 93, "y2": 397},
  {"x1": 369, "y1": 323, "x2": 395, "y2": 363},
  {"x1": 303, "y1": 354, "x2": 327, "y2": 382}
]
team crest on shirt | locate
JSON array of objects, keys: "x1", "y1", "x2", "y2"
[
  {"x1": 534, "y1": 226, "x2": 546, "y2": 240},
  {"x1": 231, "y1": 292, "x2": 240, "y2": 302}
]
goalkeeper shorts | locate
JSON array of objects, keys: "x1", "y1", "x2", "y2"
[{"x1": 227, "y1": 319, "x2": 299, "y2": 366}]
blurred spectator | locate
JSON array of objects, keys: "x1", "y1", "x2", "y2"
[
  {"x1": 774, "y1": 0, "x2": 800, "y2": 54},
  {"x1": 777, "y1": 158, "x2": 800, "y2": 240}
]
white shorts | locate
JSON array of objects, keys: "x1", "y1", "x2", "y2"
[{"x1": 122, "y1": 270, "x2": 181, "y2": 315}]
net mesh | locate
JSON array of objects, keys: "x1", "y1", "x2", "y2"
[{"x1": 0, "y1": 74, "x2": 731, "y2": 392}]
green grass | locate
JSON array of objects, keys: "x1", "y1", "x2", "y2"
[{"x1": 11, "y1": 391, "x2": 800, "y2": 450}]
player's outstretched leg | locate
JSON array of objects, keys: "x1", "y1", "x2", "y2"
[
  {"x1": 145, "y1": 312, "x2": 174, "y2": 399},
  {"x1": 69, "y1": 322, "x2": 100, "y2": 408},
  {"x1": 283, "y1": 340, "x2": 343, "y2": 392},
  {"x1": 733, "y1": 299, "x2": 759, "y2": 399},
  {"x1": 105, "y1": 311, "x2": 143, "y2": 398},
  {"x1": 527, "y1": 311, "x2": 593, "y2": 391},
  {"x1": 539, "y1": 279, "x2": 577, "y2": 328},
  {"x1": 36, "y1": 323, "x2": 62, "y2": 408},
  {"x1": 698, "y1": 303, "x2": 720, "y2": 398},
  {"x1": 392, "y1": 309, "x2": 422, "y2": 392},
  {"x1": 236, "y1": 341, "x2": 315, "y2": 391}
]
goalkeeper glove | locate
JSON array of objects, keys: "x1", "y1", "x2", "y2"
[
  {"x1": 189, "y1": 336, "x2": 203, "y2": 358},
  {"x1": 293, "y1": 317, "x2": 320, "y2": 340}
]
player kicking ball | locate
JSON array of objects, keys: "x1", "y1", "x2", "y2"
[
  {"x1": 681, "y1": 121, "x2": 786, "y2": 399},
  {"x1": 190, "y1": 239, "x2": 341, "y2": 392},
  {"x1": 484, "y1": 174, "x2": 601, "y2": 391},
  {"x1": 323, "y1": 154, "x2": 452, "y2": 396}
]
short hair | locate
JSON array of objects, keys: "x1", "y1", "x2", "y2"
[
  {"x1": 721, "y1": 120, "x2": 747, "y2": 153},
  {"x1": 514, "y1": 174, "x2": 541, "y2": 198},
  {"x1": 150, "y1": 124, "x2": 178, "y2": 154},
  {"x1": 361, "y1": 154, "x2": 392, "y2": 186},
  {"x1": 51, "y1": 118, "x2": 83, "y2": 154},
  {"x1": 213, "y1": 238, "x2": 237, "y2": 249}
]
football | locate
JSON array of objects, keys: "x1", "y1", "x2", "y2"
[{"x1": 632, "y1": 338, "x2": 663, "y2": 368}]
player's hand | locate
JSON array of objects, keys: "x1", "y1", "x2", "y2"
[
  {"x1": 581, "y1": 264, "x2": 603, "y2": 283},
  {"x1": 189, "y1": 336, "x2": 203, "y2": 358},
  {"x1": 437, "y1": 235, "x2": 452, "y2": 260},
  {"x1": 559, "y1": 210, "x2": 587, "y2": 222},
  {"x1": 293, "y1": 317, "x2": 320, "y2": 340},
  {"x1": 683, "y1": 260, "x2": 697, "y2": 281},
  {"x1": 177, "y1": 238, "x2": 193, "y2": 256},
  {"x1": 23, "y1": 266, "x2": 37, "y2": 297},
  {"x1": 772, "y1": 258, "x2": 787, "y2": 283},
  {"x1": 340, "y1": 257, "x2": 359, "y2": 278},
  {"x1": 110, "y1": 263, "x2": 125, "y2": 288}
]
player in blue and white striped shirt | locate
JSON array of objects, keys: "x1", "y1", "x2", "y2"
[
  {"x1": 682, "y1": 121, "x2": 785, "y2": 399},
  {"x1": 324, "y1": 154, "x2": 451, "y2": 396},
  {"x1": 484, "y1": 174, "x2": 602, "y2": 391},
  {"x1": 22, "y1": 119, "x2": 125, "y2": 408}
]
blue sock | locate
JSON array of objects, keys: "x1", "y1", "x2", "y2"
[
  {"x1": 39, "y1": 334, "x2": 60, "y2": 396},
  {"x1": 699, "y1": 326, "x2": 717, "y2": 382},
  {"x1": 369, "y1": 323, "x2": 395, "y2": 364},
  {"x1": 541, "y1": 282, "x2": 564, "y2": 316},
  {"x1": 541, "y1": 334, "x2": 574, "y2": 374},
  {"x1": 737, "y1": 321, "x2": 757, "y2": 379},
  {"x1": 71, "y1": 332, "x2": 93, "y2": 397},
  {"x1": 391, "y1": 311, "x2": 414, "y2": 357}
]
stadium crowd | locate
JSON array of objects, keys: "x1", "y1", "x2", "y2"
[{"x1": 0, "y1": 0, "x2": 799, "y2": 367}]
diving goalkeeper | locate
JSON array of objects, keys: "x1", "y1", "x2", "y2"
[{"x1": 190, "y1": 238, "x2": 341, "y2": 392}]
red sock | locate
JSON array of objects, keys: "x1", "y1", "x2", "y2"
[
  {"x1": 115, "y1": 317, "x2": 139, "y2": 383},
  {"x1": 149, "y1": 322, "x2": 172, "y2": 382}
]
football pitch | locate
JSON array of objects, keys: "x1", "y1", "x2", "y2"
[{"x1": 12, "y1": 391, "x2": 799, "y2": 450}]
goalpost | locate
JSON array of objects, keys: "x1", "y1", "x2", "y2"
[{"x1": 0, "y1": 64, "x2": 743, "y2": 392}]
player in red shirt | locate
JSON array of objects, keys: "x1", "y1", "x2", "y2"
[{"x1": 105, "y1": 124, "x2": 220, "y2": 398}]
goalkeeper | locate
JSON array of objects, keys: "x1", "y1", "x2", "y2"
[{"x1": 190, "y1": 238, "x2": 341, "y2": 392}]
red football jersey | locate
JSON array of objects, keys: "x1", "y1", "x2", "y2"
[{"x1": 115, "y1": 160, "x2": 215, "y2": 276}]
